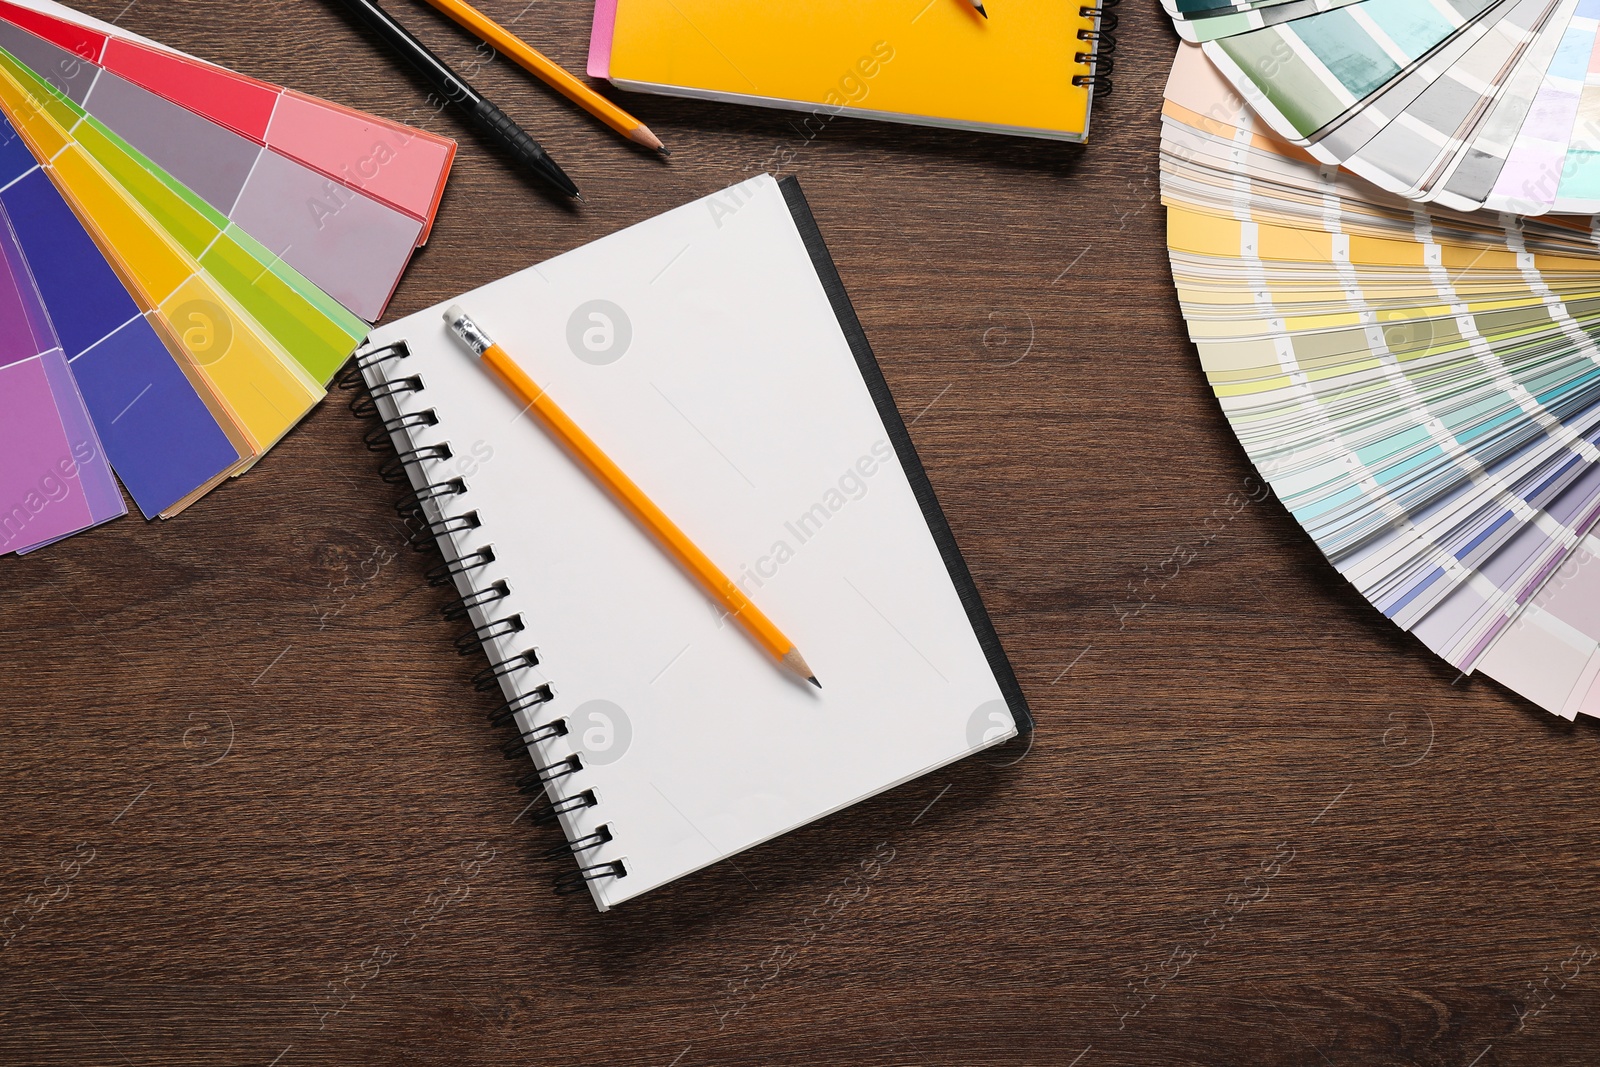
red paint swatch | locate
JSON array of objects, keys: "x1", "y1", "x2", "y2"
[
  {"x1": 101, "y1": 38, "x2": 279, "y2": 142},
  {"x1": 0, "y1": 0, "x2": 453, "y2": 235}
]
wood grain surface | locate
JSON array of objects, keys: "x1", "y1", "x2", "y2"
[{"x1": 4, "y1": 1, "x2": 1599, "y2": 1064}]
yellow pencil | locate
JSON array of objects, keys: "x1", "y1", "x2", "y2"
[
  {"x1": 418, "y1": 0, "x2": 669, "y2": 155},
  {"x1": 442, "y1": 305, "x2": 818, "y2": 687}
]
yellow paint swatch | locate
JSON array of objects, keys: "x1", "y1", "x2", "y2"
[{"x1": 0, "y1": 62, "x2": 320, "y2": 450}]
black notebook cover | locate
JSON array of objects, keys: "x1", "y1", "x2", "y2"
[{"x1": 778, "y1": 175, "x2": 1032, "y2": 731}]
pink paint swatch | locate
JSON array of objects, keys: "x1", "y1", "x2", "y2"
[{"x1": 0, "y1": 0, "x2": 454, "y2": 237}]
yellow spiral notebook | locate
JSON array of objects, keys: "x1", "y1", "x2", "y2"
[{"x1": 586, "y1": 0, "x2": 1115, "y2": 142}]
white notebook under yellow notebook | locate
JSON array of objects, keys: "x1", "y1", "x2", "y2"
[
  {"x1": 586, "y1": 0, "x2": 1116, "y2": 142},
  {"x1": 355, "y1": 175, "x2": 1031, "y2": 910}
]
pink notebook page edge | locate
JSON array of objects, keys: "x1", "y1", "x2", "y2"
[{"x1": 588, "y1": 0, "x2": 616, "y2": 79}]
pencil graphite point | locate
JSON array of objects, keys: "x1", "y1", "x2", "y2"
[
  {"x1": 629, "y1": 125, "x2": 668, "y2": 154},
  {"x1": 782, "y1": 647, "x2": 819, "y2": 687},
  {"x1": 972, "y1": 0, "x2": 988, "y2": 14}
]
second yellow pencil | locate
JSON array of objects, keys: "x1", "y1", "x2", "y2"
[{"x1": 417, "y1": 0, "x2": 669, "y2": 154}]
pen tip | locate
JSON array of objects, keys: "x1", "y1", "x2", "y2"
[
  {"x1": 808, "y1": 676, "x2": 821, "y2": 689},
  {"x1": 574, "y1": 191, "x2": 586, "y2": 202}
]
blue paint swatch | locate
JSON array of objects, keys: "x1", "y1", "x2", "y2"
[{"x1": 0, "y1": 112, "x2": 241, "y2": 518}]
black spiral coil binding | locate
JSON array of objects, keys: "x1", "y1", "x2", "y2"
[
  {"x1": 348, "y1": 376, "x2": 424, "y2": 418},
  {"x1": 517, "y1": 754, "x2": 584, "y2": 792},
  {"x1": 455, "y1": 614, "x2": 525, "y2": 656},
  {"x1": 501, "y1": 717, "x2": 567, "y2": 759},
  {"x1": 381, "y1": 444, "x2": 452, "y2": 485},
  {"x1": 396, "y1": 478, "x2": 467, "y2": 520},
  {"x1": 346, "y1": 339, "x2": 627, "y2": 899},
  {"x1": 554, "y1": 860, "x2": 629, "y2": 895},
  {"x1": 425, "y1": 545, "x2": 494, "y2": 586},
  {"x1": 443, "y1": 579, "x2": 511, "y2": 621},
  {"x1": 365, "y1": 410, "x2": 436, "y2": 451},
  {"x1": 521, "y1": 788, "x2": 597, "y2": 827},
  {"x1": 1074, "y1": 0, "x2": 1119, "y2": 92},
  {"x1": 544, "y1": 825, "x2": 611, "y2": 859},
  {"x1": 406, "y1": 510, "x2": 480, "y2": 552},
  {"x1": 472, "y1": 649, "x2": 540, "y2": 692},
  {"x1": 489, "y1": 683, "x2": 556, "y2": 729},
  {"x1": 337, "y1": 340, "x2": 409, "y2": 389}
]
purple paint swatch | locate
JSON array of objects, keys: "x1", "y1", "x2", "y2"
[
  {"x1": 0, "y1": 110, "x2": 243, "y2": 521},
  {"x1": 0, "y1": 209, "x2": 123, "y2": 525},
  {"x1": 0, "y1": 359, "x2": 94, "y2": 553}
]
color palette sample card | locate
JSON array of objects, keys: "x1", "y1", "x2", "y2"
[
  {"x1": 0, "y1": 0, "x2": 455, "y2": 553},
  {"x1": 1163, "y1": 0, "x2": 1600, "y2": 214},
  {"x1": 1162, "y1": 42, "x2": 1600, "y2": 720}
]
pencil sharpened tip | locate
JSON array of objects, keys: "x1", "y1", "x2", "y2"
[
  {"x1": 781, "y1": 647, "x2": 817, "y2": 685},
  {"x1": 630, "y1": 126, "x2": 668, "y2": 154},
  {"x1": 973, "y1": 0, "x2": 988, "y2": 13}
]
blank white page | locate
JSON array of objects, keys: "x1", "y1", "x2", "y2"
[{"x1": 362, "y1": 174, "x2": 1025, "y2": 909}]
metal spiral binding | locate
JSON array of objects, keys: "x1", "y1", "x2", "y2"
[
  {"x1": 337, "y1": 340, "x2": 409, "y2": 389},
  {"x1": 442, "y1": 579, "x2": 511, "y2": 621},
  {"x1": 346, "y1": 339, "x2": 627, "y2": 899},
  {"x1": 500, "y1": 717, "x2": 567, "y2": 758},
  {"x1": 406, "y1": 510, "x2": 480, "y2": 552},
  {"x1": 517, "y1": 754, "x2": 583, "y2": 792},
  {"x1": 489, "y1": 683, "x2": 555, "y2": 728},
  {"x1": 521, "y1": 789, "x2": 597, "y2": 827},
  {"x1": 554, "y1": 860, "x2": 629, "y2": 895},
  {"x1": 381, "y1": 444, "x2": 452, "y2": 485},
  {"x1": 396, "y1": 478, "x2": 467, "y2": 520},
  {"x1": 365, "y1": 410, "x2": 436, "y2": 451},
  {"x1": 425, "y1": 545, "x2": 494, "y2": 586},
  {"x1": 455, "y1": 614, "x2": 525, "y2": 656},
  {"x1": 472, "y1": 649, "x2": 540, "y2": 691},
  {"x1": 1074, "y1": 0, "x2": 1119, "y2": 92},
  {"x1": 543, "y1": 825, "x2": 611, "y2": 859},
  {"x1": 348, "y1": 376, "x2": 424, "y2": 419}
]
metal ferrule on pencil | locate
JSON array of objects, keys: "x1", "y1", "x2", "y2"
[{"x1": 444, "y1": 305, "x2": 493, "y2": 357}]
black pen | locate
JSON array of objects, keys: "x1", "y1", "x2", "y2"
[{"x1": 324, "y1": 0, "x2": 580, "y2": 199}]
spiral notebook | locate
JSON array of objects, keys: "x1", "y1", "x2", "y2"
[
  {"x1": 354, "y1": 175, "x2": 1030, "y2": 910},
  {"x1": 586, "y1": 0, "x2": 1117, "y2": 142}
]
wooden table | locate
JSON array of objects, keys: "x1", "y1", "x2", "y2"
[{"x1": 4, "y1": 1, "x2": 1598, "y2": 1064}]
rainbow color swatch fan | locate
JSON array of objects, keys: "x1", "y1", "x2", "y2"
[
  {"x1": 0, "y1": 0, "x2": 454, "y2": 555},
  {"x1": 1162, "y1": 43, "x2": 1600, "y2": 721}
]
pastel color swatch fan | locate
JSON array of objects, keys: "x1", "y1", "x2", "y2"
[{"x1": 1162, "y1": 43, "x2": 1600, "y2": 721}]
